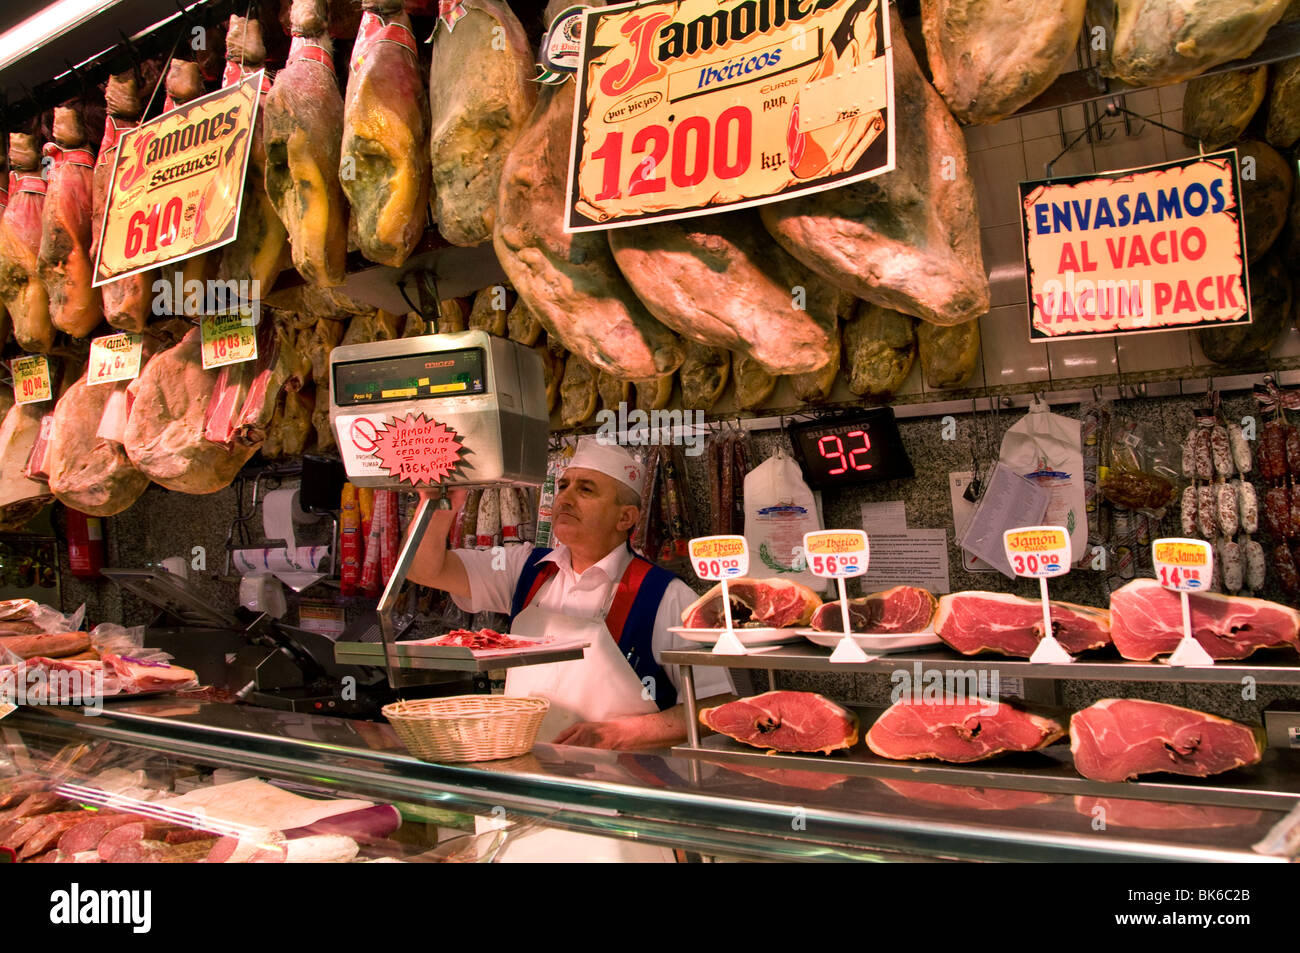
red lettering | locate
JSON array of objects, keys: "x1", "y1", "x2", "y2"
[
  {"x1": 1058, "y1": 243, "x2": 1080, "y2": 272},
  {"x1": 599, "y1": 13, "x2": 671, "y2": 97},
  {"x1": 1126, "y1": 235, "x2": 1151, "y2": 267},
  {"x1": 1079, "y1": 240, "x2": 1099, "y2": 271},
  {"x1": 1154, "y1": 282, "x2": 1173, "y2": 314},
  {"x1": 1196, "y1": 276, "x2": 1216, "y2": 310},
  {"x1": 1172, "y1": 280, "x2": 1195, "y2": 313},
  {"x1": 1216, "y1": 274, "x2": 1241, "y2": 309},
  {"x1": 1105, "y1": 236, "x2": 1126, "y2": 268}
]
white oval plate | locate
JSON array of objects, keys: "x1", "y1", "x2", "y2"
[
  {"x1": 795, "y1": 627, "x2": 941, "y2": 653},
  {"x1": 668, "y1": 626, "x2": 804, "y2": 647}
]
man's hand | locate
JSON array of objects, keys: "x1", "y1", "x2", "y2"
[{"x1": 552, "y1": 719, "x2": 642, "y2": 749}]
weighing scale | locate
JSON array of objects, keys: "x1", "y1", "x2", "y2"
[{"x1": 328, "y1": 330, "x2": 562, "y2": 689}]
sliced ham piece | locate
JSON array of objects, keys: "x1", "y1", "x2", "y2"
[
  {"x1": 38, "y1": 106, "x2": 101, "y2": 337},
  {"x1": 1069, "y1": 699, "x2": 1266, "y2": 783},
  {"x1": 934, "y1": 591, "x2": 1112, "y2": 657},
  {"x1": 0, "y1": 133, "x2": 53, "y2": 352},
  {"x1": 102, "y1": 654, "x2": 198, "y2": 693},
  {"x1": 264, "y1": 0, "x2": 348, "y2": 286},
  {"x1": 1073, "y1": 796, "x2": 1263, "y2": 831},
  {"x1": 866, "y1": 698, "x2": 1065, "y2": 763},
  {"x1": 339, "y1": 0, "x2": 429, "y2": 267},
  {"x1": 811, "y1": 586, "x2": 937, "y2": 633},
  {"x1": 700, "y1": 691, "x2": 858, "y2": 754},
  {"x1": 681, "y1": 577, "x2": 822, "y2": 629},
  {"x1": 1109, "y1": 577, "x2": 1300, "y2": 660},
  {"x1": 879, "y1": 779, "x2": 1057, "y2": 811}
]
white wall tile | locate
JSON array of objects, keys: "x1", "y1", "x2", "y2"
[
  {"x1": 1022, "y1": 134, "x2": 1094, "y2": 181},
  {"x1": 1089, "y1": 124, "x2": 1169, "y2": 173},
  {"x1": 979, "y1": 306, "x2": 1049, "y2": 385},
  {"x1": 1048, "y1": 338, "x2": 1120, "y2": 380},
  {"x1": 1020, "y1": 105, "x2": 1089, "y2": 141},
  {"x1": 1119, "y1": 330, "x2": 1193, "y2": 372},
  {"x1": 970, "y1": 142, "x2": 1028, "y2": 227},
  {"x1": 963, "y1": 117, "x2": 1022, "y2": 153},
  {"x1": 980, "y1": 223, "x2": 1030, "y2": 307},
  {"x1": 1157, "y1": 82, "x2": 1188, "y2": 113}
]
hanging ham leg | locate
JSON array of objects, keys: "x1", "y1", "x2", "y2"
[
  {"x1": 95, "y1": 69, "x2": 153, "y2": 332},
  {"x1": 39, "y1": 106, "x2": 102, "y2": 338},
  {"x1": 264, "y1": 0, "x2": 347, "y2": 286},
  {"x1": 0, "y1": 134, "x2": 53, "y2": 352},
  {"x1": 339, "y1": 0, "x2": 430, "y2": 267},
  {"x1": 219, "y1": 16, "x2": 291, "y2": 298},
  {"x1": 0, "y1": 144, "x2": 10, "y2": 347}
]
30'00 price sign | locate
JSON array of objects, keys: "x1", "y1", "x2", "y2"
[{"x1": 566, "y1": 0, "x2": 894, "y2": 231}]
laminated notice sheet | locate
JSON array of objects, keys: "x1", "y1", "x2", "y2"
[{"x1": 959, "y1": 463, "x2": 1050, "y2": 578}]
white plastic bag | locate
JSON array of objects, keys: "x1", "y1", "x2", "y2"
[
  {"x1": 743, "y1": 452, "x2": 825, "y2": 592},
  {"x1": 999, "y1": 399, "x2": 1087, "y2": 562}
]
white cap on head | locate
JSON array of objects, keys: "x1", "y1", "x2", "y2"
[{"x1": 565, "y1": 437, "x2": 645, "y2": 498}]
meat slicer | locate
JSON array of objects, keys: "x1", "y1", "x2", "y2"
[{"x1": 327, "y1": 330, "x2": 553, "y2": 689}]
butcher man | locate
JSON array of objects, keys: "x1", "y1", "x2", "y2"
[{"x1": 409, "y1": 437, "x2": 736, "y2": 750}]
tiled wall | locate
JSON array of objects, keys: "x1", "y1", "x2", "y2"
[{"x1": 963, "y1": 82, "x2": 1300, "y2": 392}]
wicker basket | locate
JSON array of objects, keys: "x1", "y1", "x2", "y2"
[{"x1": 383, "y1": 695, "x2": 550, "y2": 763}]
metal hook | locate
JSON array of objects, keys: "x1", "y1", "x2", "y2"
[{"x1": 396, "y1": 274, "x2": 419, "y2": 316}]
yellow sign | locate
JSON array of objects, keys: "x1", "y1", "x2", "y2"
[
  {"x1": 690, "y1": 536, "x2": 746, "y2": 560},
  {"x1": 12, "y1": 356, "x2": 52, "y2": 405},
  {"x1": 87, "y1": 333, "x2": 144, "y2": 385},
  {"x1": 1004, "y1": 528, "x2": 1068, "y2": 553},
  {"x1": 567, "y1": 0, "x2": 894, "y2": 231},
  {"x1": 200, "y1": 312, "x2": 259, "y2": 370},
  {"x1": 689, "y1": 534, "x2": 749, "y2": 580},
  {"x1": 93, "y1": 71, "x2": 262, "y2": 285},
  {"x1": 1020, "y1": 152, "x2": 1248, "y2": 340},
  {"x1": 805, "y1": 530, "x2": 867, "y2": 555},
  {"x1": 1153, "y1": 540, "x2": 1210, "y2": 566}
]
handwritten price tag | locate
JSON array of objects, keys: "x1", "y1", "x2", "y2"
[
  {"x1": 11, "y1": 356, "x2": 52, "y2": 405},
  {"x1": 87, "y1": 333, "x2": 144, "y2": 385},
  {"x1": 688, "y1": 536, "x2": 748, "y2": 581},
  {"x1": 1153, "y1": 538, "x2": 1212, "y2": 591},
  {"x1": 1003, "y1": 526, "x2": 1071, "y2": 578},
  {"x1": 803, "y1": 530, "x2": 869, "y2": 578},
  {"x1": 200, "y1": 312, "x2": 258, "y2": 369}
]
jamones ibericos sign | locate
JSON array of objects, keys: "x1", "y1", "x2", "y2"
[
  {"x1": 1019, "y1": 151, "x2": 1249, "y2": 341},
  {"x1": 566, "y1": 0, "x2": 894, "y2": 231},
  {"x1": 93, "y1": 72, "x2": 262, "y2": 284}
]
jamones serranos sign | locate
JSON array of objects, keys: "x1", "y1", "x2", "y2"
[
  {"x1": 1019, "y1": 151, "x2": 1249, "y2": 341},
  {"x1": 566, "y1": 0, "x2": 895, "y2": 232}
]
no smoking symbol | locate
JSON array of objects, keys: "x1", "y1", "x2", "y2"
[{"x1": 350, "y1": 417, "x2": 379, "y2": 453}]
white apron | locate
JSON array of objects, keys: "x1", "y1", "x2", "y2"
[{"x1": 476, "y1": 593, "x2": 676, "y2": 863}]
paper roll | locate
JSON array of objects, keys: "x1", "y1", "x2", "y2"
[
  {"x1": 233, "y1": 547, "x2": 331, "y2": 573},
  {"x1": 262, "y1": 486, "x2": 313, "y2": 552}
]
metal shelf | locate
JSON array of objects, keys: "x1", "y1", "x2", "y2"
[
  {"x1": 333, "y1": 640, "x2": 586, "y2": 673},
  {"x1": 678, "y1": 733, "x2": 1300, "y2": 812},
  {"x1": 663, "y1": 644, "x2": 1300, "y2": 686}
]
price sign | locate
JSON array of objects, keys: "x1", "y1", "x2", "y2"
[
  {"x1": 1003, "y1": 525, "x2": 1074, "y2": 664},
  {"x1": 87, "y1": 333, "x2": 144, "y2": 385},
  {"x1": 566, "y1": 0, "x2": 894, "y2": 231},
  {"x1": 11, "y1": 356, "x2": 52, "y2": 405},
  {"x1": 1153, "y1": 538, "x2": 1212, "y2": 592},
  {"x1": 803, "y1": 529, "x2": 871, "y2": 664},
  {"x1": 688, "y1": 535, "x2": 748, "y2": 582},
  {"x1": 804, "y1": 530, "x2": 869, "y2": 579},
  {"x1": 1152, "y1": 537, "x2": 1215, "y2": 667},
  {"x1": 1002, "y1": 526, "x2": 1071, "y2": 578},
  {"x1": 200, "y1": 311, "x2": 258, "y2": 369}
]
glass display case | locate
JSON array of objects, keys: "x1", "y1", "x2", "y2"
[{"x1": 1, "y1": 701, "x2": 1290, "y2": 862}]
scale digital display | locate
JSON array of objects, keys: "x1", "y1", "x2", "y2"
[
  {"x1": 789, "y1": 408, "x2": 913, "y2": 489},
  {"x1": 333, "y1": 347, "x2": 487, "y2": 407}
]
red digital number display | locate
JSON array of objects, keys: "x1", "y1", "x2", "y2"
[{"x1": 816, "y1": 429, "x2": 873, "y2": 476}]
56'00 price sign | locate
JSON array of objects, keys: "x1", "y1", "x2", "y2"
[{"x1": 566, "y1": 0, "x2": 894, "y2": 231}]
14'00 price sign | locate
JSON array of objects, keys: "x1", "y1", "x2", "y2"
[
  {"x1": 566, "y1": 0, "x2": 894, "y2": 231},
  {"x1": 1153, "y1": 538, "x2": 1212, "y2": 591},
  {"x1": 689, "y1": 535, "x2": 749, "y2": 581}
]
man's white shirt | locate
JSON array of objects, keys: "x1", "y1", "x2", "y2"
[{"x1": 451, "y1": 541, "x2": 734, "y2": 703}]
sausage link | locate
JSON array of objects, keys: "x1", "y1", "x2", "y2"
[
  {"x1": 1217, "y1": 482, "x2": 1239, "y2": 538},
  {"x1": 1291, "y1": 484, "x2": 1300, "y2": 540},
  {"x1": 1261, "y1": 421, "x2": 1287, "y2": 481},
  {"x1": 1266, "y1": 486, "x2": 1290, "y2": 537},
  {"x1": 1219, "y1": 539, "x2": 1243, "y2": 592},
  {"x1": 1288, "y1": 425, "x2": 1300, "y2": 477},
  {"x1": 1180, "y1": 485, "x2": 1197, "y2": 536},
  {"x1": 1211, "y1": 426, "x2": 1233, "y2": 477},
  {"x1": 1194, "y1": 428, "x2": 1214, "y2": 481},
  {"x1": 1228, "y1": 422, "x2": 1252, "y2": 475},
  {"x1": 1181, "y1": 429, "x2": 1197, "y2": 479},
  {"x1": 1197, "y1": 484, "x2": 1217, "y2": 538},
  {"x1": 1277, "y1": 542, "x2": 1300, "y2": 597},
  {"x1": 1243, "y1": 539, "x2": 1266, "y2": 591},
  {"x1": 1238, "y1": 480, "x2": 1259, "y2": 534}
]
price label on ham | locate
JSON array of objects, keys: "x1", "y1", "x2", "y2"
[
  {"x1": 369, "y1": 413, "x2": 466, "y2": 487},
  {"x1": 11, "y1": 356, "x2": 52, "y2": 405},
  {"x1": 689, "y1": 535, "x2": 749, "y2": 581},
  {"x1": 87, "y1": 333, "x2": 144, "y2": 385},
  {"x1": 566, "y1": 0, "x2": 895, "y2": 231},
  {"x1": 803, "y1": 529, "x2": 869, "y2": 578},
  {"x1": 93, "y1": 71, "x2": 261, "y2": 284},
  {"x1": 200, "y1": 312, "x2": 258, "y2": 369},
  {"x1": 1003, "y1": 526, "x2": 1071, "y2": 578},
  {"x1": 1153, "y1": 538, "x2": 1212, "y2": 591}
]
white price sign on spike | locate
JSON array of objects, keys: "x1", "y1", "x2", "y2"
[
  {"x1": 804, "y1": 529, "x2": 871, "y2": 663},
  {"x1": 1153, "y1": 538, "x2": 1215, "y2": 667},
  {"x1": 1003, "y1": 525, "x2": 1074, "y2": 664},
  {"x1": 688, "y1": 536, "x2": 749, "y2": 656}
]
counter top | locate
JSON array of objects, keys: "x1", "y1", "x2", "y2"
[{"x1": 7, "y1": 701, "x2": 1291, "y2": 862}]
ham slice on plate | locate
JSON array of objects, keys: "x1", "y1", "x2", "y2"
[
  {"x1": 1069, "y1": 699, "x2": 1266, "y2": 782},
  {"x1": 700, "y1": 691, "x2": 858, "y2": 754},
  {"x1": 934, "y1": 591, "x2": 1111, "y2": 657},
  {"x1": 1109, "y1": 578, "x2": 1300, "y2": 660},
  {"x1": 681, "y1": 578, "x2": 822, "y2": 629},
  {"x1": 866, "y1": 698, "x2": 1065, "y2": 763},
  {"x1": 811, "y1": 586, "x2": 937, "y2": 633}
]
